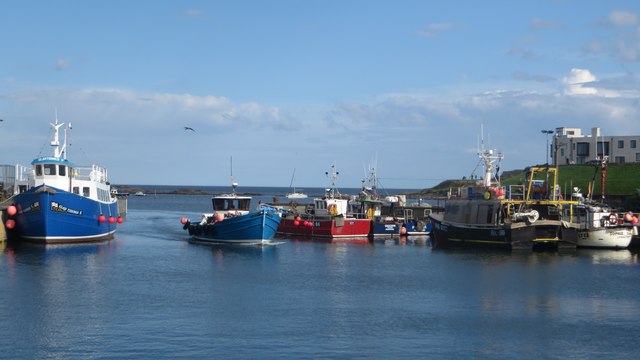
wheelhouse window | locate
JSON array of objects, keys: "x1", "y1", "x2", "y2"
[
  {"x1": 35, "y1": 165, "x2": 42, "y2": 176},
  {"x1": 73, "y1": 187, "x2": 79, "y2": 194},
  {"x1": 59, "y1": 165, "x2": 66, "y2": 176},
  {"x1": 83, "y1": 187, "x2": 90, "y2": 197},
  {"x1": 44, "y1": 164, "x2": 57, "y2": 175}
]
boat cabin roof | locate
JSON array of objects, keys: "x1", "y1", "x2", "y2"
[{"x1": 32, "y1": 157, "x2": 74, "y2": 167}]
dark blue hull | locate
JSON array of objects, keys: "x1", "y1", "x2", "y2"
[
  {"x1": 186, "y1": 210, "x2": 281, "y2": 244},
  {"x1": 370, "y1": 219, "x2": 432, "y2": 237},
  {"x1": 9, "y1": 185, "x2": 119, "y2": 244}
]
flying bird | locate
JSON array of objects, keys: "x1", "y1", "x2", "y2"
[{"x1": 184, "y1": 126, "x2": 195, "y2": 132}]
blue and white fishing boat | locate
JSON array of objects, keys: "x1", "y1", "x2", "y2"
[
  {"x1": 181, "y1": 179, "x2": 281, "y2": 245},
  {"x1": 6, "y1": 116, "x2": 121, "y2": 243}
]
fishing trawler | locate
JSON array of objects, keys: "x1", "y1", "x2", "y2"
[
  {"x1": 181, "y1": 161, "x2": 281, "y2": 245},
  {"x1": 562, "y1": 156, "x2": 633, "y2": 249},
  {"x1": 429, "y1": 131, "x2": 579, "y2": 251},
  {"x1": 6, "y1": 116, "x2": 122, "y2": 243},
  {"x1": 277, "y1": 164, "x2": 372, "y2": 238}
]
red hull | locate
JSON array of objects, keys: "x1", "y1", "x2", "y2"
[{"x1": 278, "y1": 216, "x2": 371, "y2": 238}]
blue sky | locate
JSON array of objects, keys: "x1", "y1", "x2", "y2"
[{"x1": 1, "y1": 1, "x2": 640, "y2": 190}]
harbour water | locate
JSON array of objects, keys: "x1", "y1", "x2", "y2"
[{"x1": 1, "y1": 190, "x2": 639, "y2": 359}]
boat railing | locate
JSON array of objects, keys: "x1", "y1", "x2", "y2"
[{"x1": 74, "y1": 165, "x2": 108, "y2": 183}]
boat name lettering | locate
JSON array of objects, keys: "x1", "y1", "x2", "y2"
[
  {"x1": 51, "y1": 201, "x2": 83, "y2": 216},
  {"x1": 385, "y1": 224, "x2": 396, "y2": 231}
]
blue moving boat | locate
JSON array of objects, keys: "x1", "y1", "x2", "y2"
[
  {"x1": 7, "y1": 116, "x2": 121, "y2": 243},
  {"x1": 181, "y1": 182, "x2": 281, "y2": 245}
]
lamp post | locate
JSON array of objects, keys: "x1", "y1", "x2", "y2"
[{"x1": 541, "y1": 129, "x2": 553, "y2": 164}]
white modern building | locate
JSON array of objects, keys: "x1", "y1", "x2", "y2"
[{"x1": 552, "y1": 127, "x2": 640, "y2": 165}]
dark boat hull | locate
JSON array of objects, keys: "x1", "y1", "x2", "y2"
[{"x1": 430, "y1": 216, "x2": 572, "y2": 251}]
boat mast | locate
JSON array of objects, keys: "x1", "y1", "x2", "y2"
[
  {"x1": 325, "y1": 163, "x2": 340, "y2": 198},
  {"x1": 49, "y1": 109, "x2": 73, "y2": 160},
  {"x1": 230, "y1": 156, "x2": 238, "y2": 195},
  {"x1": 477, "y1": 126, "x2": 503, "y2": 187}
]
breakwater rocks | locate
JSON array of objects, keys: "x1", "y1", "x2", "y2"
[{"x1": 114, "y1": 185, "x2": 260, "y2": 196}]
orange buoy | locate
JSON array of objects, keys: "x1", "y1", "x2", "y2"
[
  {"x1": 98, "y1": 215, "x2": 106, "y2": 222},
  {"x1": 117, "y1": 217, "x2": 124, "y2": 224},
  {"x1": 5, "y1": 219, "x2": 15, "y2": 230},
  {"x1": 7, "y1": 205, "x2": 17, "y2": 216},
  {"x1": 400, "y1": 226, "x2": 407, "y2": 235},
  {"x1": 108, "y1": 216, "x2": 116, "y2": 224},
  {"x1": 180, "y1": 217, "x2": 188, "y2": 224}
]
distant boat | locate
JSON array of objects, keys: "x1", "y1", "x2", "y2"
[
  {"x1": 180, "y1": 160, "x2": 281, "y2": 244},
  {"x1": 6, "y1": 116, "x2": 122, "y2": 243},
  {"x1": 286, "y1": 168, "x2": 307, "y2": 199},
  {"x1": 277, "y1": 164, "x2": 371, "y2": 238},
  {"x1": 134, "y1": 191, "x2": 146, "y2": 196}
]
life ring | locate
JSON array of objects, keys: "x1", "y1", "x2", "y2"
[{"x1": 609, "y1": 214, "x2": 617, "y2": 225}]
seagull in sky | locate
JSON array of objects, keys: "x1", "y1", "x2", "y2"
[{"x1": 184, "y1": 126, "x2": 195, "y2": 132}]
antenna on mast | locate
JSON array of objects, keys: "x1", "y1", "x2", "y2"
[{"x1": 230, "y1": 156, "x2": 238, "y2": 193}]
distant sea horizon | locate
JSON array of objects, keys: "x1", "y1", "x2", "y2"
[{"x1": 112, "y1": 184, "x2": 423, "y2": 196}]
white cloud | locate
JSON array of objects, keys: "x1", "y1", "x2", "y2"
[
  {"x1": 417, "y1": 22, "x2": 464, "y2": 38},
  {"x1": 55, "y1": 59, "x2": 71, "y2": 71},
  {"x1": 608, "y1": 10, "x2": 638, "y2": 27},
  {"x1": 562, "y1": 68, "x2": 598, "y2": 95},
  {"x1": 530, "y1": 18, "x2": 562, "y2": 30}
]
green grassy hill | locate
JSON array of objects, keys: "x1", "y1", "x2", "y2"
[
  {"x1": 421, "y1": 163, "x2": 640, "y2": 197},
  {"x1": 501, "y1": 164, "x2": 640, "y2": 196}
]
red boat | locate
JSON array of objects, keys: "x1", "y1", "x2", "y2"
[{"x1": 277, "y1": 164, "x2": 372, "y2": 238}]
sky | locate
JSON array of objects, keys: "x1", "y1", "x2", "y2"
[{"x1": 1, "y1": 1, "x2": 640, "y2": 190}]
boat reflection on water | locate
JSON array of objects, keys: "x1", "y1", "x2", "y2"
[
  {"x1": 371, "y1": 235, "x2": 432, "y2": 247},
  {"x1": 281, "y1": 235, "x2": 372, "y2": 246},
  {"x1": 3, "y1": 238, "x2": 120, "y2": 258},
  {"x1": 575, "y1": 248, "x2": 639, "y2": 265}
]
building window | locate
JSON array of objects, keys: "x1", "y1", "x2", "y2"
[
  {"x1": 618, "y1": 140, "x2": 624, "y2": 149},
  {"x1": 576, "y1": 142, "x2": 589, "y2": 156},
  {"x1": 636, "y1": 153, "x2": 640, "y2": 162},
  {"x1": 632, "y1": 140, "x2": 637, "y2": 149},
  {"x1": 560, "y1": 148, "x2": 565, "y2": 157},
  {"x1": 615, "y1": 156, "x2": 625, "y2": 164},
  {"x1": 597, "y1": 141, "x2": 610, "y2": 157}
]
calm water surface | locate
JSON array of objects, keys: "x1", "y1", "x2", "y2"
[{"x1": 1, "y1": 193, "x2": 639, "y2": 359}]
